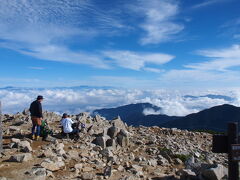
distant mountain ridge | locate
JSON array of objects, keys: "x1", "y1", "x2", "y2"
[
  {"x1": 93, "y1": 103, "x2": 179, "y2": 127},
  {"x1": 162, "y1": 104, "x2": 240, "y2": 132},
  {"x1": 93, "y1": 103, "x2": 240, "y2": 132}
]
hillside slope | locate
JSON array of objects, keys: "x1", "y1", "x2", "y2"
[{"x1": 162, "y1": 104, "x2": 240, "y2": 132}]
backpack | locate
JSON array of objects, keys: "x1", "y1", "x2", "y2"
[{"x1": 40, "y1": 120, "x2": 53, "y2": 140}]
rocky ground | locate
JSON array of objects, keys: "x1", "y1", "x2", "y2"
[{"x1": 0, "y1": 110, "x2": 228, "y2": 180}]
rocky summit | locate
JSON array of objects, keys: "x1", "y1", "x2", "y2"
[{"x1": 0, "y1": 110, "x2": 227, "y2": 180}]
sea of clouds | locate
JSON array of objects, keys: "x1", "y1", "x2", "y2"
[{"x1": 1, "y1": 87, "x2": 240, "y2": 116}]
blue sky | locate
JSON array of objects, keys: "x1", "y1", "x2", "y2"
[{"x1": 0, "y1": 0, "x2": 240, "y2": 89}]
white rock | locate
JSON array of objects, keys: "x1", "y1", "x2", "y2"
[{"x1": 18, "y1": 141, "x2": 32, "y2": 152}]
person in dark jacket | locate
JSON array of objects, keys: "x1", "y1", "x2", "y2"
[{"x1": 29, "y1": 95, "x2": 44, "y2": 140}]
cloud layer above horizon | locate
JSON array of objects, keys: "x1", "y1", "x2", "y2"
[{"x1": 1, "y1": 87, "x2": 240, "y2": 117}]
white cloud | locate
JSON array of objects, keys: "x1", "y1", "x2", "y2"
[
  {"x1": 28, "y1": 67, "x2": 45, "y2": 70},
  {"x1": 143, "y1": 67, "x2": 164, "y2": 73},
  {"x1": 191, "y1": 0, "x2": 229, "y2": 9},
  {"x1": 0, "y1": 0, "x2": 125, "y2": 68},
  {"x1": 143, "y1": 108, "x2": 161, "y2": 115},
  {"x1": 159, "y1": 69, "x2": 240, "y2": 88},
  {"x1": 0, "y1": 0, "x2": 184, "y2": 72},
  {"x1": 220, "y1": 17, "x2": 240, "y2": 39},
  {"x1": 0, "y1": 0, "x2": 179, "y2": 70},
  {"x1": 102, "y1": 50, "x2": 174, "y2": 70},
  {"x1": 1, "y1": 87, "x2": 240, "y2": 117},
  {"x1": 186, "y1": 44, "x2": 240, "y2": 71},
  {"x1": 131, "y1": 0, "x2": 184, "y2": 44},
  {"x1": 20, "y1": 45, "x2": 110, "y2": 69},
  {"x1": 196, "y1": 44, "x2": 240, "y2": 59},
  {"x1": 153, "y1": 44, "x2": 240, "y2": 88}
]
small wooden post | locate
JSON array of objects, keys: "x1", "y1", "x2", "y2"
[
  {"x1": 228, "y1": 122, "x2": 239, "y2": 180},
  {"x1": 0, "y1": 101, "x2": 2, "y2": 153}
]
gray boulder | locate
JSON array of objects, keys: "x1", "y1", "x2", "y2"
[
  {"x1": 92, "y1": 136, "x2": 106, "y2": 148},
  {"x1": 106, "y1": 138, "x2": 116, "y2": 148},
  {"x1": 201, "y1": 164, "x2": 228, "y2": 180},
  {"x1": 9, "y1": 153, "x2": 32, "y2": 163},
  {"x1": 116, "y1": 134, "x2": 129, "y2": 147},
  {"x1": 26, "y1": 167, "x2": 46, "y2": 180},
  {"x1": 111, "y1": 116, "x2": 127, "y2": 131},
  {"x1": 18, "y1": 141, "x2": 32, "y2": 152},
  {"x1": 107, "y1": 126, "x2": 119, "y2": 138},
  {"x1": 177, "y1": 169, "x2": 197, "y2": 180}
]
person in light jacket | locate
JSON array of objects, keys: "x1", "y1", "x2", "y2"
[{"x1": 61, "y1": 113, "x2": 79, "y2": 138}]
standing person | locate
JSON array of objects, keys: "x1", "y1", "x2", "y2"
[{"x1": 29, "y1": 95, "x2": 44, "y2": 140}]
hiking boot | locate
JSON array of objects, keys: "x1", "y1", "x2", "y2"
[
  {"x1": 36, "y1": 136, "x2": 40, "y2": 141},
  {"x1": 32, "y1": 134, "x2": 35, "y2": 140}
]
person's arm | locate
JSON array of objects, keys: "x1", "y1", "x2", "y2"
[
  {"x1": 61, "y1": 119, "x2": 64, "y2": 126},
  {"x1": 70, "y1": 119, "x2": 74, "y2": 124},
  {"x1": 29, "y1": 102, "x2": 33, "y2": 114}
]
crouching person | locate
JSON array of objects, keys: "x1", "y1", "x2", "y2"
[{"x1": 61, "y1": 113, "x2": 79, "y2": 139}]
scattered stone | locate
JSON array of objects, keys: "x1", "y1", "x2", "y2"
[
  {"x1": 157, "y1": 155, "x2": 169, "y2": 165},
  {"x1": 27, "y1": 167, "x2": 46, "y2": 180},
  {"x1": 41, "y1": 149, "x2": 55, "y2": 158},
  {"x1": 148, "y1": 158, "x2": 158, "y2": 167},
  {"x1": 0, "y1": 110, "x2": 228, "y2": 180},
  {"x1": 18, "y1": 140, "x2": 32, "y2": 152},
  {"x1": 67, "y1": 150, "x2": 79, "y2": 159},
  {"x1": 74, "y1": 163, "x2": 83, "y2": 170},
  {"x1": 40, "y1": 159, "x2": 65, "y2": 172},
  {"x1": 131, "y1": 164, "x2": 143, "y2": 175},
  {"x1": 9, "y1": 153, "x2": 32, "y2": 163},
  {"x1": 82, "y1": 166, "x2": 93, "y2": 172},
  {"x1": 9, "y1": 126, "x2": 20, "y2": 132},
  {"x1": 11, "y1": 138, "x2": 21, "y2": 144},
  {"x1": 100, "y1": 148, "x2": 113, "y2": 158},
  {"x1": 117, "y1": 165, "x2": 124, "y2": 171},
  {"x1": 81, "y1": 172, "x2": 94, "y2": 180},
  {"x1": 46, "y1": 170, "x2": 55, "y2": 178}
]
